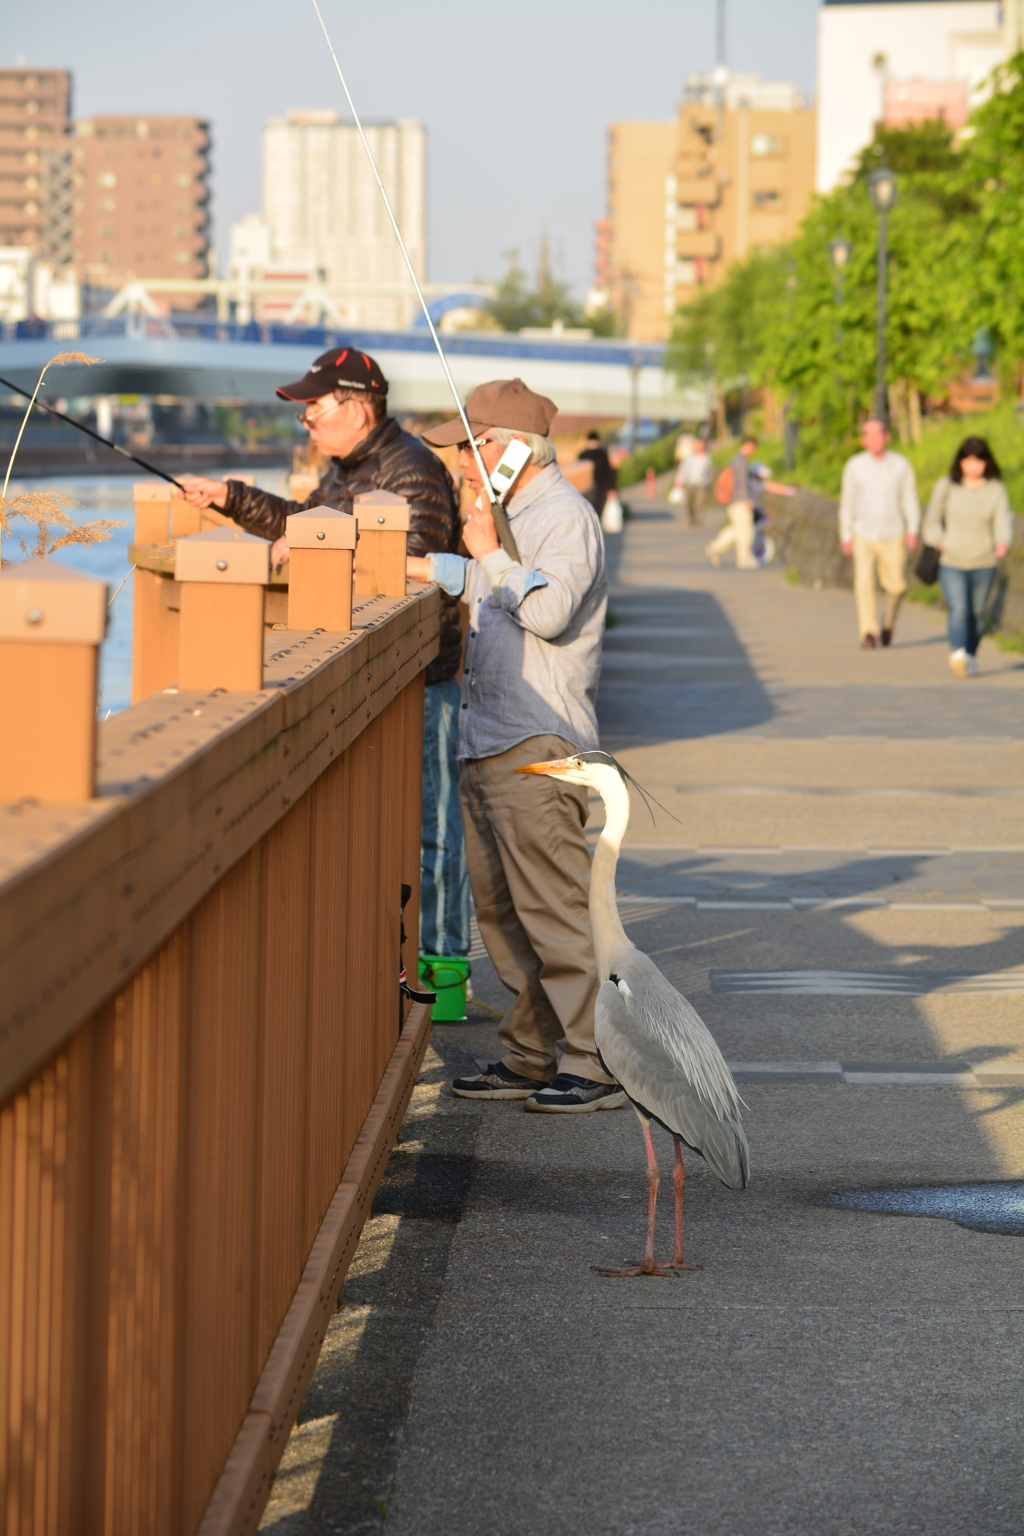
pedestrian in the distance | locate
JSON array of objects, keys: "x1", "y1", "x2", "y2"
[
  {"x1": 839, "y1": 418, "x2": 920, "y2": 649},
  {"x1": 921, "y1": 435, "x2": 1012, "y2": 677},
  {"x1": 673, "y1": 437, "x2": 713, "y2": 527},
  {"x1": 706, "y1": 435, "x2": 791, "y2": 567},
  {"x1": 578, "y1": 429, "x2": 616, "y2": 520}
]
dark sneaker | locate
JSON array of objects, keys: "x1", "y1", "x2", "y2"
[
  {"x1": 860, "y1": 633, "x2": 877, "y2": 649},
  {"x1": 524, "y1": 1073, "x2": 627, "y2": 1113},
  {"x1": 880, "y1": 627, "x2": 893, "y2": 647},
  {"x1": 451, "y1": 1061, "x2": 549, "y2": 1100}
]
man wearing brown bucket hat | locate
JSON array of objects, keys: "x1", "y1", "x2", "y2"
[
  {"x1": 408, "y1": 378, "x2": 623, "y2": 1113},
  {"x1": 178, "y1": 346, "x2": 471, "y2": 969}
]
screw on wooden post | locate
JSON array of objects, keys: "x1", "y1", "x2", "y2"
[
  {"x1": 352, "y1": 490, "x2": 410, "y2": 598},
  {"x1": 0, "y1": 560, "x2": 107, "y2": 802},
  {"x1": 285, "y1": 504, "x2": 357, "y2": 632},
  {"x1": 175, "y1": 527, "x2": 270, "y2": 693}
]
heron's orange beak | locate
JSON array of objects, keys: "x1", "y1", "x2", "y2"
[{"x1": 515, "y1": 757, "x2": 574, "y2": 777}]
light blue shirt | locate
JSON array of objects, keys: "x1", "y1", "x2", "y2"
[{"x1": 426, "y1": 463, "x2": 607, "y2": 761}]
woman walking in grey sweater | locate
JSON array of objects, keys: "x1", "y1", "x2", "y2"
[{"x1": 922, "y1": 436, "x2": 1013, "y2": 677}]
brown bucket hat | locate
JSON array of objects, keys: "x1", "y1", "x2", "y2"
[{"x1": 422, "y1": 378, "x2": 557, "y2": 446}]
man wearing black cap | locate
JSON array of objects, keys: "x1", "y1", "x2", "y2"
[{"x1": 180, "y1": 346, "x2": 470, "y2": 966}]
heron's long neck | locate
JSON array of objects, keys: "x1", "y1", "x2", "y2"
[{"x1": 590, "y1": 778, "x2": 630, "y2": 979}]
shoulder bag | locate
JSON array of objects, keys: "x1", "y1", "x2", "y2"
[{"x1": 914, "y1": 479, "x2": 948, "y2": 585}]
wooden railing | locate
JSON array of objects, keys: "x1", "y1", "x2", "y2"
[{"x1": 0, "y1": 479, "x2": 440, "y2": 1533}]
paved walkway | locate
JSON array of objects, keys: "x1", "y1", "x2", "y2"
[{"x1": 261, "y1": 497, "x2": 1024, "y2": 1536}]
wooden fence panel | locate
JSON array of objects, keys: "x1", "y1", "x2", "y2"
[{"x1": 0, "y1": 582, "x2": 440, "y2": 1532}]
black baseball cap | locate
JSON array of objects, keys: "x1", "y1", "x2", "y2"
[{"x1": 275, "y1": 346, "x2": 388, "y2": 402}]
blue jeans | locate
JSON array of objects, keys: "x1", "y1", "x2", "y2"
[
  {"x1": 938, "y1": 564, "x2": 996, "y2": 656},
  {"x1": 420, "y1": 677, "x2": 471, "y2": 957}
]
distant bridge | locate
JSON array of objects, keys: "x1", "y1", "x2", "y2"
[{"x1": 0, "y1": 315, "x2": 708, "y2": 421}]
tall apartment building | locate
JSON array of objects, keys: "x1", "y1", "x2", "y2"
[
  {"x1": 607, "y1": 78, "x2": 815, "y2": 340},
  {"x1": 606, "y1": 121, "x2": 678, "y2": 342},
  {"x1": 261, "y1": 110, "x2": 425, "y2": 330},
  {"x1": 71, "y1": 115, "x2": 211, "y2": 292},
  {"x1": 0, "y1": 68, "x2": 73, "y2": 262},
  {"x1": 817, "y1": 0, "x2": 1021, "y2": 192}
]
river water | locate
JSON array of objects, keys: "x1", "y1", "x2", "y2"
[{"x1": 6, "y1": 470, "x2": 290, "y2": 716}]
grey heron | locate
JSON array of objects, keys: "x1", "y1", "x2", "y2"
[{"x1": 516, "y1": 750, "x2": 749, "y2": 1275}]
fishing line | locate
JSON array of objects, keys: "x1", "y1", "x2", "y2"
[
  {"x1": 308, "y1": 0, "x2": 520, "y2": 562},
  {"x1": 0, "y1": 372, "x2": 185, "y2": 490}
]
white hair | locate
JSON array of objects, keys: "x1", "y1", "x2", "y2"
[{"x1": 486, "y1": 426, "x2": 556, "y2": 467}]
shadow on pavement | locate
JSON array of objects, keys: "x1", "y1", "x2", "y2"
[{"x1": 598, "y1": 585, "x2": 775, "y2": 742}]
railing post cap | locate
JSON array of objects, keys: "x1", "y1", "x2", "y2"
[
  {"x1": 0, "y1": 558, "x2": 109, "y2": 643},
  {"x1": 174, "y1": 526, "x2": 271, "y2": 585},
  {"x1": 286, "y1": 504, "x2": 358, "y2": 550},
  {"x1": 353, "y1": 489, "x2": 410, "y2": 531}
]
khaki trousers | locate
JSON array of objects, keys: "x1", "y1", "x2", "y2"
[
  {"x1": 683, "y1": 486, "x2": 704, "y2": 527},
  {"x1": 459, "y1": 734, "x2": 610, "y2": 1085},
  {"x1": 706, "y1": 500, "x2": 755, "y2": 567},
  {"x1": 853, "y1": 533, "x2": 906, "y2": 638}
]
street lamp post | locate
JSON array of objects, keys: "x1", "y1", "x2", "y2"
[
  {"x1": 867, "y1": 167, "x2": 897, "y2": 422},
  {"x1": 828, "y1": 236, "x2": 851, "y2": 306},
  {"x1": 828, "y1": 237, "x2": 852, "y2": 429}
]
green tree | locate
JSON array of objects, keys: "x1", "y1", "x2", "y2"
[
  {"x1": 957, "y1": 52, "x2": 1024, "y2": 367},
  {"x1": 486, "y1": 249, "x2": 616, "y2": 334}
]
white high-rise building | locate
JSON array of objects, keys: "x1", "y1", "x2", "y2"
[
  {"x1": 261, "y1": 110, "x2": 426, "y2": 329},
  {"x1": 817, "y1": 0, "x2": 1023, "y2": 193}
]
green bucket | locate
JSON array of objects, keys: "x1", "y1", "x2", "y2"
[{"x1": 418, "y1": 955, "x2": 471, "y2": 1022}]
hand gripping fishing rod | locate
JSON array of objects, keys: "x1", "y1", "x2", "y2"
[
  {"x1": 309, "y1": 0, "x2": 520, "y2": 562},
  {"x1": 0, "y1": 372, "x2": 185, "y2": 491}
]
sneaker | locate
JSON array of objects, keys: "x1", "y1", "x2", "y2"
[
  {"x1": 949, "y1": 648, "x2": 968, "y2": 678},
  {"x1": 880, "y1": 626, "x2": 893, "y2": 647},
  {"x1": 860, "y1": 633, "x2": 877, "y2": 649},
  {"x1": 524, "y1": 1073, "x2": 627, "y2": 1113},
  {"x1": 966, "y1": 653, "x2": 978, "y2": 675},
  {"x1": 451, "y1": 1061, "x2": 549, "y2": 1100}
]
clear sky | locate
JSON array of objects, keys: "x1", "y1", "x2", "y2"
[{"x1": 7, "y1": 0, "x2": 820, "y2": 294}]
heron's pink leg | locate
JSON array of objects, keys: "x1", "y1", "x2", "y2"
[
  {"x1": 595, "y1": 1116, "x2": 689, "y2": 1278},
  {"x1": 641, "y1": 1118, "x2": 660, "y2": 1270},
  {"x1": 671, "y1": 1139, "x2": 699, "y2": 1271}
]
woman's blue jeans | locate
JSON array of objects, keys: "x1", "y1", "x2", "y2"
[
  {"x1": 420, "y1": 677, "x2": 471, "y2": 957},
  {"x1": 938, "y1": 564, "x2": 996, "y2": 656}
]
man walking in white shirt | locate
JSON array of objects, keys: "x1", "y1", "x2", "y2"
[{"x1": 839, "y1": 418, "x2": 920, "y2": 649}]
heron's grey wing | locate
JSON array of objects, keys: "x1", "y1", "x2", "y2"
[{"x1": 595, "y1": 964, "x2": 750, "y2": 1191}]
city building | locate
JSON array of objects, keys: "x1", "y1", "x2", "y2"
[
  {"x1": 605, "y1": 121, "x2": 677, "y2": 340},
  {"x1": 260, "y1": 110, "x2": 426, "y2": 330},
  {"x1": 817, "y1": 0, "x2": 1024, "y2": 193},
  {"x1": 71, "y1": 115, "x2": 211, "y2": 296},
  {"x1": 0, "y1": 68, "x2": 73, "y2": 264},
  {"x1": 606, "y1": 76, "x2": 815, "y2": 340}
]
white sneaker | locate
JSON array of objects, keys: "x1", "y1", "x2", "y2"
[
  {"x1": 966, "y1": 653, "x2": 978, "y2": 675},
  {"x1": 949, "y1": 648, "x2": 968, "y2": 678}
]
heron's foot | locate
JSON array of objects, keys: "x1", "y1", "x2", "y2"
[{"x1": 592, "y1": 1259, "x2": 701, "y2": 1278}]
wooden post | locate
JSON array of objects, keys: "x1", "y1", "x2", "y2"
[
  {"x1": 285, "y1": 504, "x2": 357, "y2": 632},
  {"x1": 175, "y1": 528, "x2": 270, "y2": 693},
  {"x1": 353, "y1": 490, "x2": 410, "y2": 598},
  {"x1": 0, "y1": 559, "x2": 107, "y2": 801}
]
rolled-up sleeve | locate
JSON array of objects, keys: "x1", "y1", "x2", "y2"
[{"x1": 427, "y1": 551, "x2": 468, "y2": 598}]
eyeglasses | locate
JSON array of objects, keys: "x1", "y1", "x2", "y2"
[
  {"x1": 455, "y1": 436, "x2": 491, "y2": 454},
  {"x1": 295, "y1": 399, "x2": 343, "y2": 428}
]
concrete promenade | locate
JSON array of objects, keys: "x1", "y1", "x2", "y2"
[{"x1": 261, "y1": 494, "x2": 1024, "y2": 1535}]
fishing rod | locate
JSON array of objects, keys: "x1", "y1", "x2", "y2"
[
  {"x1": 0, "y1": 371, "x2": 185, "y2": 491},
  {"x1": 309, "y1": 0, "x2": 520, "y2": 562}
]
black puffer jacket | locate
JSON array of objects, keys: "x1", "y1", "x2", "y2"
[{"x1": 222, "y1": 415, "x2": 462, "y2": 684}]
